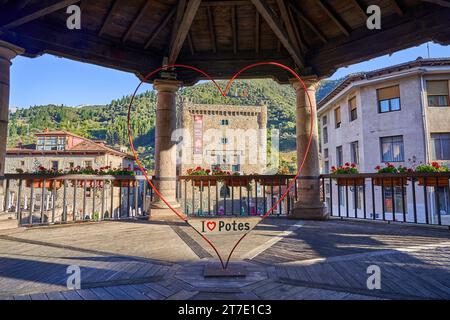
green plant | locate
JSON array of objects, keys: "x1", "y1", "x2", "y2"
[
  {"x1": 375, "y1": 163, "x2": 411, "y2": 173},
  {"x1": 415, "y1": 162, "x2": 449, "y2": 173},
  {"x1": 331, "y1": 163, "x2": 359, "y2": 174}
]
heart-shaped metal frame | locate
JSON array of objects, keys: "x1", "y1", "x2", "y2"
[{"x1": 127, "y1": 62, "x2": 314, "y2": 269}]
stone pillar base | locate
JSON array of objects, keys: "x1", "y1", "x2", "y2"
[
  {"x1": 148, "y1": 208, "x2": 182, "y2": 222},
  {"x1": 151, "y1": 199, "x2": 181, "y2": 209},
  {"x1": 288, "y1": 203, "x2": 329, "y2": 220}
]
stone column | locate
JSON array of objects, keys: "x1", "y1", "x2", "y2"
[
  {"x1": 152, "y1": 79, "x2": 182, "y2": 209},
  {"x1": 258, "y1": 104, "x2": 268, "y2": 174},
  {"x1": 289, "y1": 78, "x2": 328, "y2": 220},
  {"x1": 0, "y1": 41, "x2": 23, "y2": 211}
]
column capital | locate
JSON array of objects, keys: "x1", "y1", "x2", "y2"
[
  {"x1": 0, "y1": 40, "x2": 24, "y2": 62},
  {"x1": 289, "y1": 76, "x2": 319, "y2": 92},
  {"x1": 153, "y1": 79, "x2": 182, "y2": 93}
]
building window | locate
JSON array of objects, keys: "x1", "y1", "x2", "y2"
[
  {"x1": 383, "y1": 187, "x2": 406, "y2": 214},
  {"x1": 324, "y1": 148, "x2": 329, "y2": 159},
  {"x1": 69, "y1": 162, "x2": 75, "y2": 169},
  {"x1": 84, "y1": 160, "x2": 93, "y2": 168},
  {"x1": 323, "y1": 127, "x2": 328, "y2": 144},
  {"x1": 51, "y1": 161, "x2": 59, "y2": 171},
  {"x1": 334, "y1": 107, "x2": 341, "y2": 128},
  {"x1": 431, "y1": 133, "x2": 450, "y2": 160},
  {"x1": 231, "y1": 164, "x2": 240, "y2": 172},
  {"x1": 322, "y1": 115, "x2": 327, "y2": 126},
  {"x1": 220, "y1": 138, "x2": 228, "y2": 144},
  {"x1": 349, "y1": 97, "x2": 357, "y2": 121},
  {"x1": 324, "y1": 161, "x2": 329, "y2": 174},
  {"x1": 36, "y1": 136, "x2": 65, "y2": 151},
  {"x1": 350, "y1": 141, "x2": 359, "y2": 164},
  {"x1": 220, "y1": 119, "x2": 230, "y2": 125},
  {"x1": 336, "y1": 146, "x2": 343, "y2": 167},
  {"x1": 20, "y1": 161, "x2": 25, "y2": 166},
  {"x1": 427, "y1": 80, "x2": 449, "y2": 107},
  {"x1": 380, "y1": 136, "x2": 404, "y2": 162},
  {"x1": 377, "y1": 85, "x2": 401, "y2": 113},
  {"x1": 436, "y1": 187, "x2": 450, "y2": 215}
]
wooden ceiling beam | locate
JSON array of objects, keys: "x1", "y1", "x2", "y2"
[
  {"x1": 168, "y1": 0, "x2": 201, "y2": 64},
  {"x1": 98, "y1": 0, "x2": 122, "y2": 37},
  {"x1": 255, "y1": 11, "x2": 260, "y2": 53},
  {"x1": 144, "y1": 6, "x2": 176, "y2": 50},
  {"x1": 231, "y1": 5, "x2": 237, "y2": 54},
  {"x1": 391, "y1": 0, "x2": 405, "y2": 16},
  {"x1": 122, "y1": 0, "x2": 152, "y2": 43},
  {"x1": 170, "y1": 0, "x2": 186, "y2": 50},
  {"x1": 276, "y1": 0, "x2": 302, "y2": 53},
  {"x1": 316, "y1": 0, "x2": 351, "y2": 37},
  {"x1": 288, "y1": 5, "x2": 306, "y2": 52},
  {"x1": 287, "y1": 1, "x2": 327, "y2": 44},
  {"x1": 0, "y1": 0, "x2": 79, "y2": 29},
  {"x1": 207, "y1": 6, "x2": 217, "y2": 53},
  {"x1": 250, "y1": 0, "x2": 304, "y2": 68},
  {"x1": 187, "y1": 31, "x2": 195, "y2": 55},
  {"x1": 420, "y1": 0, "x2": 450, "y2": 7},
  {"x1": 201, "y1": 1, "x2": 250, "y2": 6},
  {"x1": 349, "y1": 0, "x2": 368, "y2": 19}
]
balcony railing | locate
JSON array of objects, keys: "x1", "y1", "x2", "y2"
[
  {"x1": 320, "y1": 172, "x2": 450, "y2": 227},
  {"x1": 3, "y1": 172, "x2": 450, "y2": 228},
  {"x1": 1, "y1": 174, "x2": 154, "y2": 226},
  {"x1": 177, "y1": 175, "x2": 297, "y2": 217}
]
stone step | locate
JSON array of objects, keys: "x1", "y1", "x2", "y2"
[{"x1": 0, "y1": 212, "x2": 17, "y2": 221}]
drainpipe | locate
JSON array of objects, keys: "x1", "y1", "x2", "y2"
[{"x1": 419, "y1": 72, "x2": 430, "y2": 163}]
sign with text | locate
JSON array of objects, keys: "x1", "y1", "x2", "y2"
[{"x1": 188, "y1": 216, "x2": 261, "y2": 235}]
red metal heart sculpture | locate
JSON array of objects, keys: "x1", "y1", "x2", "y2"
[{"x1": 127, "y1": 62, "x2": 314, "y2": 269}]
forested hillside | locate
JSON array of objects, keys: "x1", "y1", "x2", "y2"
[{"x1": 8, "y1": 78, "x2": 341, "y2": 165}]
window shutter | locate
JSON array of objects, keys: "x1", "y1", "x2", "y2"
[
  {"x1": 349, "y1": 97, "x2": 357, "y2": 110},
  {"x1": 377, "y1": 85, "x2": 400, "y2": 100},
  {"x1": 427, "y1": 81, "x2": 449, "y2": 96}
]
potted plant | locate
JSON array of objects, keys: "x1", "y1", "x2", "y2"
[
  {"x1": 186, "y1": 166, "x2": 217, "y2": 187},
  {"x1": 25, "y1": 166, "x2": 63, "y2": 190},
  {"x1": 415, "y1": 162, "x2": 450, "y2": 187},
  {"x1": 373, "y1": 163, "x2": 409, "y2": 186},
  {"x1": 331, "y1": 163, "x2": 364, "y2": 186}
]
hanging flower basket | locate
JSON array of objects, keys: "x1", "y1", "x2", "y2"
[
  {"x1": 26, "y1": 179, "x2": 62, "y2": 190},
  {"x1": 373, "y1": 177, "x2": 408, "y2": 187},
  {"x1": 192, "y1": 179, "x2": 217, "y2": 187},
  {"x1": 259, "y1": 177, "x2": 287, "y2": 186},
  {"x1": 417, "y1": 177, "x2": 449, "y2": 187},
  {"x1": 336, "y1": 178, "x2": 365, "y2": 186},
  {"x1": 225, "y1": 178, "x2": 250, "y2": 187},
  {"x1": 113, "y1": 180, "x2": 137, "y2": 187}
]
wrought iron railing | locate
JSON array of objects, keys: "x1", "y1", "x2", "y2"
[
  {"x1": 177, "y1": 175, "x2": 297, "y2": 217},
  {"x1": 320, "y1": 172, "x2": 450, "y2": 227},
  {"x1": 1, "y1": 174, "x2": 154, "y2": 226}
]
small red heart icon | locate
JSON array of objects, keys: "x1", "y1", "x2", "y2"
[
  {"x1": 127, "y1": 62, "x2": 313, "y2": 269},
  {"x1": 206, "y1": 221, "x2": 216, "y2": 232}
]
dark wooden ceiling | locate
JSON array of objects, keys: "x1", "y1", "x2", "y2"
[{"x1": 0, "y1": 0, "x2": 449, "y2": 84}]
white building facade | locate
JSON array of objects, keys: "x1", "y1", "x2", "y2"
[{"x1": 318, "y1": 58, "x2": 450, "y2": 225}]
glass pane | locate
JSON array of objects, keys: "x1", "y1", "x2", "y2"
[
  {"x1": 390, "y1": 98, "x2": 401, "y2": 111},
  {"x1": 381, "y1": 141, "x2": 392, "y2": 162},
  {"x1": 380, "y1": 100, "x2": 390, "y2": 113}
]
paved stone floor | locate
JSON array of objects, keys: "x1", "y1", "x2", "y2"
[{"x1": 0, "y1": 217, "x2": 449, "y2": 300}]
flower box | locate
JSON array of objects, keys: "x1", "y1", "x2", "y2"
[
  {"x1": 26, "y1": 179, "x2": 62, "y2": 190},
  {"x1": 192, "y1": 180, "x2": 217, "y2": 187},
  {"x1": 259, "y1": 177, "x2": 287, "y2": 186},
  {"x1": 417, "y1": 177, "x2": 449, "y2": 187},
  {"x1": 336, "y1": 178, "x2": 365, "y2": 186},
  {"x1": 225, "y1": 178, "x2": 250, "y2": 187},
  {"x1": 373, "y1": 177, "x2": 408, "y2": 187},
  {"x1": 113, "y1": 180, "x2": 136, "y2": 187}
]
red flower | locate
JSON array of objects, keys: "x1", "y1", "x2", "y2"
[
  {"x1": 375, "y1": 166, "x2": 381, "y2": 170},
  {"x1": 351, "y1": 163, "x2": 356, "y2": 168},
  {"x1": 431, "y1": 162, "x2": 440, "y2": 168},
  {"x1": 331, "y1": 166, "x2": 336, "y2": 171},
  {"x1": 345, "y1": 162, "x2": 350, "y2": 167}
]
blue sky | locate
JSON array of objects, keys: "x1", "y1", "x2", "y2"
[{"x1": 10, "y1": 42, "x2": 450, "y2": 109}]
